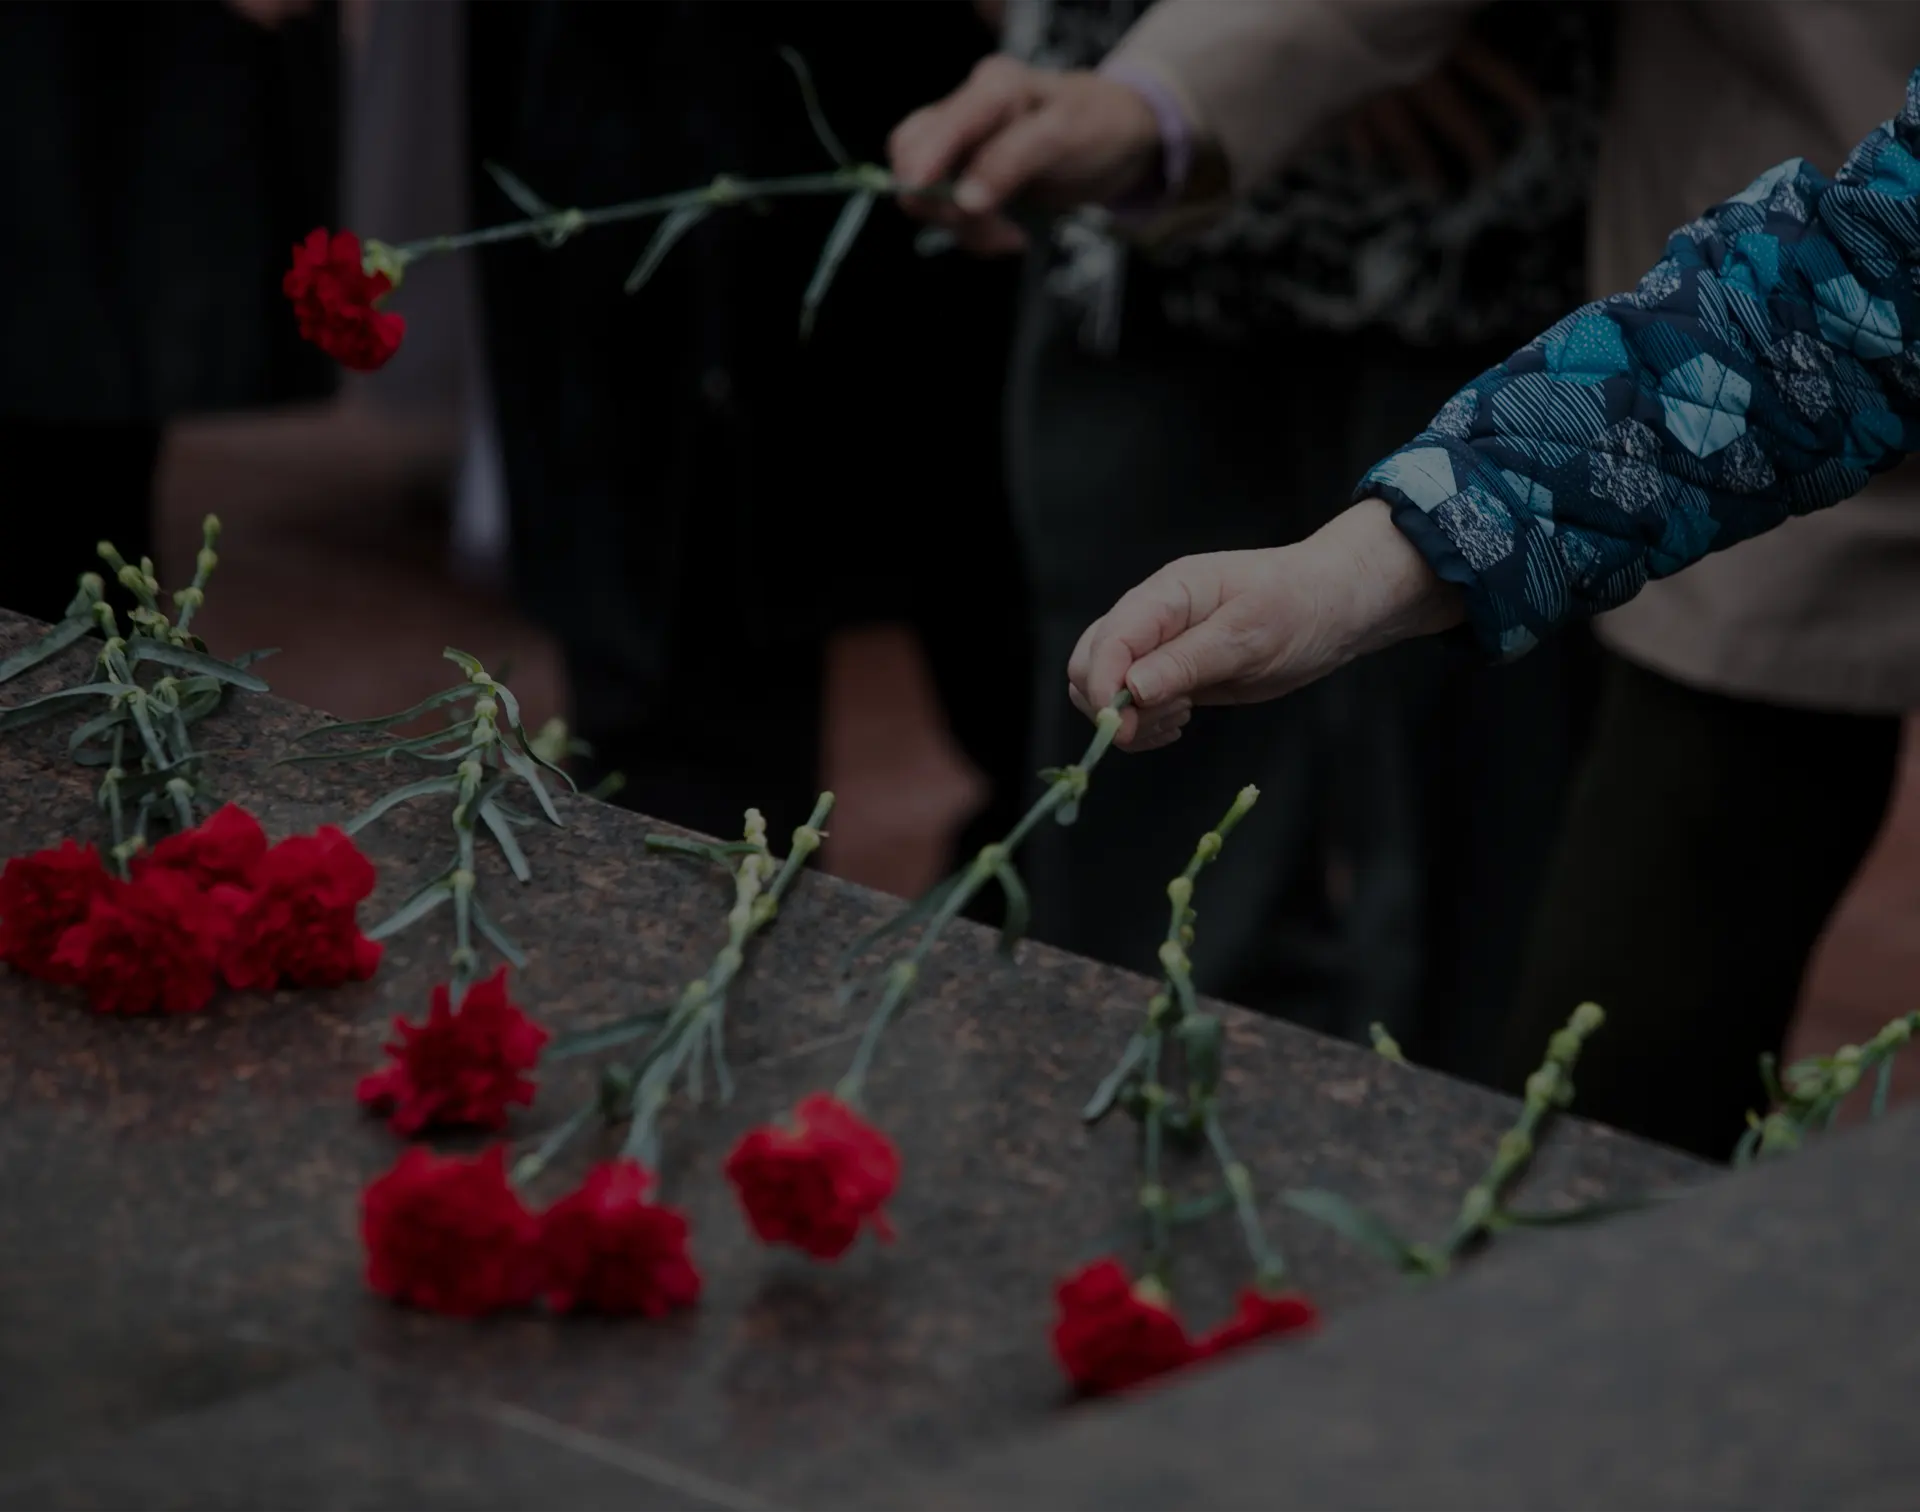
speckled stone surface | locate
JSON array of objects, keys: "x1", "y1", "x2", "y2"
[
  {"x1": 897, "y1": 1106, "x2": 1920, "y2": 1512},
  {"x1": 0, "y1": 612, "x2": 1701, "y2": 1509}
]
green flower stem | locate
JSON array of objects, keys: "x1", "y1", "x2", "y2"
[
  {"x1": 393, "y1": 167, "x2": 896, "y2": 265},
  {"x1": 510, "y1": 1098, "x2": 598, "y2": 1189},
  {"x1": 519, "y1": 793, "x2": 828, "y2": 1174},
  {"x1": 1139, "y1": 1022, "x2": 1173, "y2": 1284},
  {"x1": 619, "y1": 803, "x2": 803, "y2": 1163},
  {"x1": 835, "y1": 695, "x2": 1130, "y2": 1105},
  {"x1": 171, "y1": 516, "x2": 221, "y2": 637},
  {"x1": 1203, "y1": 1106, "x2": 1286, "y2": 1289},
  {"x1": 1742, "y1": 1009, "x2": 1920, "y2": 1162},
  {"x1": 1441, "y1": 1001, "x2": 1606, "y2": 1261}
]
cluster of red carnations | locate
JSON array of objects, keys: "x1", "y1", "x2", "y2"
[
  {"x1": 0, "y1": 804, "x2": 380, "y2": 1014},
  {"x1": 354, "y1": 966, "x2": 1318, "y2": 1389},
  {"x1": 355, "y1": 973, "x2": 904, "y2": 1323}
]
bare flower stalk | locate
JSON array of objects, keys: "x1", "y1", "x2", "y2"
[
  {"x1": 833, "y1": 693, "x2": 1131, "y2": 1107},
  {"x1": 280, "y1": 648, "x2": 574, "y2": 992},
  {"x1": 0, "y1": 515, "x2": 267, "y2": 870},
  {"x1": 1082, "y1": 785, "x2": 1281, "y2": 1289},
  {"x1": 1739, "y1": 1008, "x2": 1920, "y2": 1162},
  {"x1": 515, "y1": 794, "x2": 834, "y2": 1187}
]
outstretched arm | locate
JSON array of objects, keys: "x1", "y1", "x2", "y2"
[{"x1": 1072, "y1": 67, "x2": 1920, "y2": 748}]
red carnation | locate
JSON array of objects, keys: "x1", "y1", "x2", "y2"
[
  {"x1": 135, "y1": 804, "x2": 268, "y2": 892},
  {"x1": 223, "y1": 825, "x2": 381, "y2": 992},
  {"x1": 361, "y1": 1146, "x2": 539, "y2": 1316},
  {"x1": 1197, "y1": 1288, "x2": 1320, "y2": 1359},
  {"x1": 1050, "y1": 1259, "x2": 1197, "y2": 1395},
  {"x1": 723, "y1": 1093, "x2": 900, "y2": 1260},
  {"x1": 0, "y1": 840, "x2": 113, "y2": 981},
  {"x1": 283, "y1": 228, "x2": 405, "y2": 372},
  {"x1": 537, "y1": 1159, "x2": 702, "y2": 1317},
  {"x1": 358, "y1": 967, "x2": 549, "y2": 1136},
  {"x1": 51, "y1": 869, "x2": 228, "y2": 1015}
]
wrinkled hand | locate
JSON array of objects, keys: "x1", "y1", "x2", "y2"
[
  {"x1": 1067, "y1": 500, "x2": 1465, "y2": 751},
  {"x1": 1343, "y1": 37, "x2": 1545, "y2": 192},
  {"x1": 224, "y1": 0, "x2": 315, "y2": 27},
  {"x1": 889, "y1": 57, "x2": 1161, "y2": 255}
]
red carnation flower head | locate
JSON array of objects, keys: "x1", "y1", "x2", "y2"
[
  {"x1": 283, "y1": 228, "x2": 406, "y2": 372},
  {"x1": 135, "y1": 804, "x2": 268, "y2": 892},
  {"x1": 723, "y1": 1093, "x2": 900, "y2": 1260},
  {"x1": 361, "y1": 1145, "x2": 539, "y2": 1316},
  {"x1": 50, "y1": 869, "x2": 228, "y2": 1016},
  {"x1": 223, "y1": 825, "x2": 381, "y2": 992},
  {"x1": 538, "y1": 1159, "x2": 702, "y2": 1317},
  {"x1": 358, "y1": 967, "x2": 549, "y2": 1137},
  {"x1": 0, "y1": 839, "x2": 113, "y2": 981},
  {"x1": 1197, "y1": 1287, "x2": 1320, "y2": 1360},
  {"x1": 1050, "y1": 1258, "x2": 1197, "y2": 1395}
]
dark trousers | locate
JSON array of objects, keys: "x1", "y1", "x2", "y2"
[
  {"x1": 1008, "y1": 278, "x2": 1596, "y2": 1053},
  {"x1": 1496, "y1": 648, "x2": 1903, "y2": 1162},
  {"x1": 0, "y1": 419, "x2": 158, "y2": 624}
]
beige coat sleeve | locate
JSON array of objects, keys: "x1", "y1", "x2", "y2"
[{"x1": 1106, "y1": 0, "x2": 1486, "y2": 197}]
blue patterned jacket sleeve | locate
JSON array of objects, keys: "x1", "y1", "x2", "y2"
[{"x1": 1357, "y1": 67, "x2": 1920, "y2": 660}]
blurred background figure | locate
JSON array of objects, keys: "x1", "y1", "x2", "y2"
[
  {"x1": 0, "y1": 0, "x2": 1908, "y2": 1112},
  {"x1": 899, "y1": 0, "x2": 1610, "y2": 1076},
  {"x1": 0, "y1": 0, "x2": 339, "y2": 623},
  {"x1": 464, "y1": 1, "x2": 1031, "y2": 866}
]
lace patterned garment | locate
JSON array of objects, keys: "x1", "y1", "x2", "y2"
[
  {"x1": 1363, "y1": 69, "x2": 1920, "y2": 660},
  {"x1": 1008, "y1": 0, "x2": 1608, "y2": 352}
]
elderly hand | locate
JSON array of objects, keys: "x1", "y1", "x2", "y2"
[
  {"x1": 1067, "y1": 500, "x2": 1465, "y2": 750},
  {"x1": 889, "y1": 56, "x2": 1162, "y2": 255}
]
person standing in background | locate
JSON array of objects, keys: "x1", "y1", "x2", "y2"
[
  {"x1": 0, "y1": 0, "x2": 339, "y2": 623},
  {"x1": 923, "y1": 0, "x2": 1920, "y2": 1161},
  {"x1": 896, "y1": 0, "x2": 1611, "y2": 1074},
  {"x1": 466, "y1": 1, "x2": 1033, "y2": 872}
]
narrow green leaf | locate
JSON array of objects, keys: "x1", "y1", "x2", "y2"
[
  {"x1": 127, "y1": 640, "x2": 268, "y2": 692},
  {"x1": 488, "y1": 801, "x2": 538, "y2": 829},
  {"x1": 1758, "y1": 1051, "x2": 1784, "y2": 1107},
  {"x1": 0, "y1": 617, "x2": 92, "y2": 684},
  {"x1": 0, "y1": 682, "x2": 121, "y2": 732},
  {"x1": 231, "y1": 648, "x2": 280, "y2": 670},
  {"x1": 645, "y1": 834, "x2": 761, "y2": 865},
  {"x1": 587, "y1": 771, "x2": 626, "y2": 803},
  {"x1": 442, "y1": 647, "x2": 487, "y2": 679},
  {"x1": 485, "y1": 160, "x2": 555, "y2": 219},
  {"x1": 799, "y1": 191, "x2": 874, "y2": 339},
  {"x1": 368, "y1": 879, "x2": 454, "y2": 940},
  {"x1": 511, "y1": 721, "x2": 580, "y2": 793},
  {"x1": 69, "y1": 706, "x2": 130, "y2": 754},
  {"x1": 994, "y1": 860, "x2": 1030, "y2": 958},
  {"x1": 1732, "y1": 1121, "x2": 1762, "y2": 1168},
  {"x1": 1054, "y1": 798, "x2": 1081, "y2": 827},
  {"x1": 275, "y1": 721, "x2": 473, "y2": 767},
  {"x1": 1082, "y1": 1033, "x2": 1148, "y2": 1124},
  {"x1": 478, "y1": 799, "x2": 531, "y2": 882},
  {"x1": 625, "y1": 205, "x2": 709, "y2": 295},
  {"x1": 1872, "y1": 1057, "x2": 1895, "y2": 1120},
  {"x1": 292, "y1": 685, "x2": 469, "y2": 741},
  {"x1": 468, "y1": 893, "x2": 527, "y2": 967},
  {"x1": 544, "y1": 1011, "x2": 672, "y2": 1064},
  {"x1": 778, "y1": 46, "x2": 851, "y2": 166},
  {"x1": 835, "y1": 870, "x2": 963, "y2": 978},
  {"x1": 499, "y1": 742, "x2": 563, "y2": 826},
  {"x1": 343, "y1": 775, "x2": 461, "y2": 836},
  {"x1": 1169, "y1": 1190, "x2": 1235, "y2": 1226},
  {"x1": 1497, "y1": 1193, "x2": 1664, "y2": 1229},
  {"x1": 1282, "y1": 1188, "x2": 1418, "y2": 1270}
]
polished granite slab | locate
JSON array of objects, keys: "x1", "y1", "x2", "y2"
[
  {"x1": 899, "y1": 1105, "x2": 1920, "y2": 1512},
  {"x1": 0, "y1": 611, "x2": 1702, "y2": 1508}
]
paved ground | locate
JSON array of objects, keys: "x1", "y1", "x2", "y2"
[{"x1": 158, "y1": 400, "x2": 1918, "y2": 1107}]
